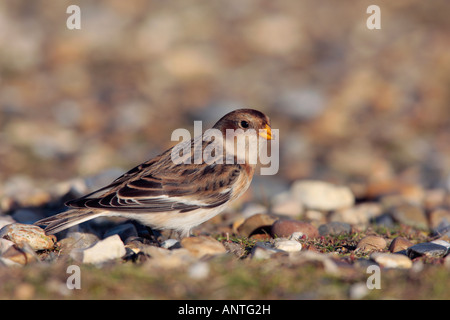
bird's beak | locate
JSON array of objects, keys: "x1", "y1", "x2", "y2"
[{"x1": 259, "y1": 124, "x2": 274, "y2": 140}]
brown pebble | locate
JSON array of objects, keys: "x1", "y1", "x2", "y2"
[
  {"x1": 180, "y1": 236, "x2": 226, "y2": 258},
  {"x1": 388, "y1": 237, "x2": 413, "y2": 253},
  {"x1": 390, "y1": 203, "x2": 428, "y2": 230},
  {"x1": 1, "y1": 244, "x2": 38, "y2": 265},
  {"x1": 237, "y1": 213, "x2": 278, "y2": 237},
  {"x1": 357, "y1": 235, "x2": 387, "y2": 252},
  {"x1": 429, "y1": 209, "x2": 450, "y2": 230},
  {"x1": 0, "y1": 223, "x2": 56, "y2": 251},
  {"x1": 271, "y1": 219, "x2": 319, "y2": 239}
]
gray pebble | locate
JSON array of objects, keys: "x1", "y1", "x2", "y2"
[
  {"x1": 318, "y1": 221, "x2": 351, "y2": 236},
  {"x1": 407, "y1": 242, "x2": 449, "y2": 259},
  {"x1": 372, "y1": 214, "x2": 395, "y2": 228}
]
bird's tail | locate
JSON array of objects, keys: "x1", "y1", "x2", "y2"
[{"x1": 34, "y1": 209, "x2": 103, "y2": 234}]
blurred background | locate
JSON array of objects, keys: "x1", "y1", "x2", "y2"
[{"x1": 1, "y1": 0, "x2": 450, "y2": 207}]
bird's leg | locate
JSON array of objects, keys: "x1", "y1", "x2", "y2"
[{"x1": 145, "y1": 226, "x2": 161, "y2": 246}]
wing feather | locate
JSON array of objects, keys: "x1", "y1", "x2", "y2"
[{"x1": 65, "y1": 141, "x2": 243, "y2": 214}]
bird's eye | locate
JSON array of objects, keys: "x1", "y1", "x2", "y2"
[{"x1": 240, "y1": 120, "x2": 249, "y2": 128}]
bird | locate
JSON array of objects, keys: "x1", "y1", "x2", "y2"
[{"x1": 34, "y1": 108, "x2": 273, "y2": 238}]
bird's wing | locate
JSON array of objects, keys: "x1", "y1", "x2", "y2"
[{"x1": 65, "y1": 145, "x2": 243, "y2": 213}]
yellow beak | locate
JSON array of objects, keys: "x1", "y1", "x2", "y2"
[{"x1": 259, "y1": 124, "x2": 274, "y2": 140}]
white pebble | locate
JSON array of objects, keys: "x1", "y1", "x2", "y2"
[
  {"x1": 291, "y1": 180, "x2": 355, "y2": 211},
  {"x1": 274, "y1": 239, "x2": 302, "y2": 252},
  {"x1": 370, "y1": 252, "x2": 412, "y2": 269},
  {"x1": 70, "y1": 234, "x2": 126, "y2": 265}
]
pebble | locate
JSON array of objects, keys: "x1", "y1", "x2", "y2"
[
  {"x1": 379, "y1": 194, "x2": 409, "y2": 209},
  {"x1": 250, "y1": 242, "x2": 283, "y2": 260},
  {"x1": 142, "y1": 246, "x2": 194, "y2": 268},
  {"x1": 372, "y1": 214, "x2": 395, "y2": 228},
  {"x1": 356, "y1": 236, "x2": 387, "y2": 252},
  {"x1": 0, "y1": 238, "x2": 15, "y2": 254},
  {"x1": 103, "y1": 223, "x2": 138, "y2": 242},
  {"x1": 231, "y1": 217, "x2": 246, "y2": 234},
  {"x1": 273, "y1": 238, "x2": 302, "y2": 252},
  {"x1": 2, "y1": 176, "x2": 49, "y2": 208},
  {"x1": 271, "y1": 199, "x2": 304, "y2": 218},
  {"x1": 161, "y1": 238, "x2": 181, "y2": 249},
  {"x1": 370, "y1": 252, "x2": 412, "y2": 269},
  {"x1": 406, "y1": 242, "x2": 449, "y2": 259},
  {"x1": 270, "y1": 193, "x2": 304, "y2": 218},
  {"x1": 318, "y1": 222, "x2": 352, "y2": 236},
  {"x1": 304, "y1": 210, "x2": 326, "y2": 224},
  {"x1": 57, "y1": 231, "x2": 100, "y2": 254},
  {"x1": 430, "y1": 240, "x2": 450, "y2": 249},
  {"x1": 237, "y1": 213, "x2": 278, "y2": 237},
  {"x1": 11, "y1": 209, "x2": 41, "y2": 224},
  {"x1": 388, "y1": 237, "x2": 413, "y2": 253},
  {"x1": 0, "y1": 216, "x2": 15, "y2": 230},
  {"x1": 433, "y1": 225, "x2": 450, "y2": 241},
  {"x1": 389, "y1": 203, "x2": 428, "y2": 230},
  {"x1": 240, "y1": 203, "x2": 268, "y2": 218},
  {"x1": 429, "y1": 209, "x2": 450, "y2": 232},
  {"x1": 0, "y1": 223, "x2": 56, "y2": 251},
  {"x1": 271, "y1": 219, "x2": 319, "y2": 239},
  {"x1": 180, "y1": 236, "x2": 226, "y2": 258},
  {"x1": 330, "y1": 203, "x2": 382, "y2": 228},
  {"x1": 84, "y1": 168, "x2": 126, "y2": 192},
  {"x1": 291, "y1": 180, "x2": 355, "y2": 211},
  {"x1": 1, "y1": 243, "x2": 39, "y2": 265},
  {"x1": 0, "y1": 257, "x2": 21, "y2": 267},
  {"x1": 70, "y1": 234, "x2": 126, "y2": 264},
  {"x1": 289, "y1": 251, "x2": 340, "y2": 275}
]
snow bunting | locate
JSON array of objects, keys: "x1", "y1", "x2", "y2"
[{"x1": 35, "y1": 109, "x2": 273, "y2": 237}]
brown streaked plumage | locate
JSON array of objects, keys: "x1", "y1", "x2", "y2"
[{"x1": 34, "y1": 109, "x2": 272, "y2": 237}]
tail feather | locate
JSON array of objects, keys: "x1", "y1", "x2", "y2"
[{"x1": 34, "y1": 209, "x2": 103, "y2": 234}]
